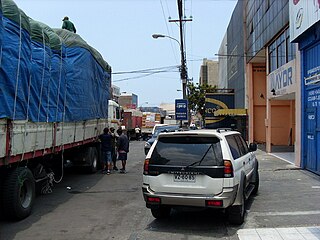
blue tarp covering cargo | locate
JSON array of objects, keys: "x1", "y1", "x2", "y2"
[
  {"x1": 0, "y1": 0, "x2": 3, "y2": 63},
  {"x1": 0, "y1": 0, "x2": 111, "y2": 122},
  {"x1": 0, "y1": 0, "x2": 31, "y2": 120},
  {"x1": 54, "y1": 29, "x2": 111, "y2": 122}
]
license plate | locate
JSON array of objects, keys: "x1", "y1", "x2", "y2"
[{"x1": 173, "y1": 173, "x2": 196, "y2": 183}]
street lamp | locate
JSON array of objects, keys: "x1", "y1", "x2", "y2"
[
  {"x1": 152, "y1": 33, "x2": 188, "y2": 100},
  {"x1": 152, "y1": 34, "x2": 181, "y2": 47},
  {"x1": 139, "y1": 101, "x2": 148, "y2": 111}
]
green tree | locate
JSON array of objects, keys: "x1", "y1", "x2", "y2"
[{"x1": 187, "y1": 82, "x2": 216, "y2": 124}]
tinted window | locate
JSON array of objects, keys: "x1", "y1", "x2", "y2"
[
  {"x1": 226, "y1": 135, "x2": 241, "y2": 160},
  {"x1": 150, "y1": 137, "x2": 223, "y2": 166},
  {"x1": 154, "y1": 125, "x2": 180, "y2": 137},
  {"x1": 235, "y1": 135, "x2": 249, "y2": 156}
]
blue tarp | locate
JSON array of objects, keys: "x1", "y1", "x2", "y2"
[
  {"x1": 0, "y1": 1, "x2": 3, "y2": 69},
  {"x1": 0, "y1": 0, "x2": 111, "y2": 122},
  {"x1": 0, "y1": 16, "x2": 31, "y2": 120},
  {"x1": 63, "y1": 45, "x2": 110, "y2": 121}
]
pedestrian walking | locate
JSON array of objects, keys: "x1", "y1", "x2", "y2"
[
  {"x1": 117, "y1": 128, "x2": 129, "y2": 174},
  {"x1": 99, "y1": 127, "x2": 112, "y2": 175},
  {"x1": 134, "y1": 125, "x2": 141, "y2": 140},
  {"x1": 62, "y1": 16, "x2": 77, "y2": 33},
  {"x1": 110, "y1": 127, "x2": 118, "y2": 171}
]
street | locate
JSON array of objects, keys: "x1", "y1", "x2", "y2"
[{"x1": 1, "y1": 141, "x2": 320, "y2": 240}]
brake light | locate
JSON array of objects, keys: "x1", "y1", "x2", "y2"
[
  {"x1": 206, "y1": 200, "x2": 223, "y2": 207},
  {"x1": 224, "y1": 160, "x2": 233, "y2": 177},
  {"x1": 147, "y1": 197, "x2": 161, "y2": 203},
  {"x1": 143, "y1": 159, "x2": 150, "y2": 175}
]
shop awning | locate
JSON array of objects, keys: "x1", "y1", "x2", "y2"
[{"x1": 213, "y1": 109, "x2": 247, "y2": 116}]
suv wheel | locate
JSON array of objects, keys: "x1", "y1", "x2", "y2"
[
  {"x1": 252, "y1": 166, "x2": 259, "y2": 195},
  {"x1": 151, "y1": 206, "x2": 171, "y2": 219},
  {"x1": 227, "y1": 181, "x2": 245, "y2": 225}
]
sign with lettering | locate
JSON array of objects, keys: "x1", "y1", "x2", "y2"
[
  {"x1": 290, "y1": 0, "x2": 320, "y2": 41},
  {"x1": 267, "y1": 60, "x2": 296, "y2": 98},
  {"x1": 205, "y1": 92, "x2": 234, "y2": 128},
  {"x1": 307, "y1": 88, "x2": 320, "y2": 107},
  {"x1": 175, "y1": 99, "x2": 188, "y2": 121}
]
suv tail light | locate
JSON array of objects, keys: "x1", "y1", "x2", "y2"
[
  {"x1": 224, "y1": 160, "x2": 233, "y2": 177},
  {"x1": 143, "y1": 159, "x2": 150, "y2": 175}
]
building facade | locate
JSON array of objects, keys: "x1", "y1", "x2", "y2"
[
  {"x1": 290, "y1": 0, "x2": 320, "y2": 174},
  {"x1": 218, "y1": 0, "x2": 301, "y2": 166},
  {"x1": 118, "y1": 93, "x2": 138, "y2": 109},
  {"x1": 199, "y1": 59, "x2": 219, "y2": 87}
]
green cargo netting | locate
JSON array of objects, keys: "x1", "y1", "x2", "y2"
[
  {"x1": 54, "y1": 28, "x2": 111, "y2": 73},
  {"x1": 29, "y1": 18, "x2": 62, "y2": 51},
  {"x1": 2, "y1": 0, "x2": 30, "y2": 33}
]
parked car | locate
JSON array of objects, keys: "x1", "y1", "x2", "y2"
[
  {"x1": 144, "y1": 125, "x2": 181, "y2": 155},
  {"x1": 142, "y1": 128, "x2": 259, "y2": 225}
]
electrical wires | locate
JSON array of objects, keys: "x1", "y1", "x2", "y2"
[{"x1": 112, "y1": 65, "x2": 180, "y2": 82}]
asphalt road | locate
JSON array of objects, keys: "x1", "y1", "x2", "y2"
[{"x1": 1, "y1": 141, "x2": 320, "y2": 240}]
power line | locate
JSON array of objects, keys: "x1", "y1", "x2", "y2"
[
  {"x1": 112, "y1": 65, "x2": 179, "y2": 75},
  {"x1": 160, "y1": 0, "x2": 179, "y2": 64},
  {"x1": 113, "y1": 69, "x2": 179, "y2": 82}
]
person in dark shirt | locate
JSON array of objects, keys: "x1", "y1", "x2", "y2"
[
  {"x1": 117, "y1": 128, "x2": 129, "y2": 173},
  {"x1": 110, "y1": 127, "x2": 118, "y2": 171},
  {"x1": 99, "y1": 127, "x2": 112, "y2": 174},
  {"x1": 62, "y1": 16, "x2": 76, "y2": 33}
]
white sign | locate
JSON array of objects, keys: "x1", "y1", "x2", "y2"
[
  {"x1": 290, "y1": 0, "x2": 320, "y2": 41},
  {"x1": 267, "y1": 60, "x2": 296, "y2": 98}
]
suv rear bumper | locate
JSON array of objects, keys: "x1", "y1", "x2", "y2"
[{"x1": 142, "y1": 184, "x2": 238, "y2": 208}]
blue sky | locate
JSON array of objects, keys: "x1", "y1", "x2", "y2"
[{"x1": 14, "y1": 0, "x2": 237, "y2": 107}]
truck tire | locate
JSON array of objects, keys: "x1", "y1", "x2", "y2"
[
  {"x1": 2, "y1": 167, "x2": 35, "y2": 220},
  {"x1": 86, "y1": 147, "x2": 99, "y2": 173}
]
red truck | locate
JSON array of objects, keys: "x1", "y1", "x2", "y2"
[{"x1": 121, "y1": 109, "x2": 143, "y2": 140}]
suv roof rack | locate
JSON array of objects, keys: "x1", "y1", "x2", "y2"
[{"x1": 216, "y1": 128, "x2": 233, "y2": 133}]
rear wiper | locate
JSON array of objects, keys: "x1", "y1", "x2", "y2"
[{"x1": 185, "y1": 144, "x2": 213, "y2": 168}]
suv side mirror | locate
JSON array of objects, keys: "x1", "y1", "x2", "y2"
[{"x1": 249, "y1": 143, "x2": 257, "y2": 152}]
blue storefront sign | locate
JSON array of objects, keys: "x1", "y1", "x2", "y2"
[{"x1": 175, "y1": 99, "x2": 188, "y2": 121}]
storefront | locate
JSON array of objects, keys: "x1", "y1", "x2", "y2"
[{"x1": 290, "y1": 0, "x2": 320, "y2": 174}]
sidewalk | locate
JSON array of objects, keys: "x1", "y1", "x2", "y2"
[{"x1": 237, "y1": 149, "x2": 320, "y2": 240}]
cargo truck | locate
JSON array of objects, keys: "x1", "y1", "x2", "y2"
[
  {"x1": 141, "y1": 112, "x2": 162, "y2": 140},
  {"x1": 0, "y1": 0, "x2": 111, "y2": 220},
  {"x1": 121, "y1": 109, "x2": 143, "y2": 140}
]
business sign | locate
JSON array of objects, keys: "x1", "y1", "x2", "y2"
[
  {"x1": 290, "y1": 0, "x2": 320, "y2": 41},
  {"x1": 175, "y1": 99, "x2": 188, "y2": 121},
  {"x1": 267, "y1": 60, "x2": 296, "y2": 98},
  {"x1": 205, "y1": 93, "x2": 234, "y2": 128}
]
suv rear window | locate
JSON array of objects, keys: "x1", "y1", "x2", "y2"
[{"x1": 150, "y1": 136, "x2": 223, "y2": 166}]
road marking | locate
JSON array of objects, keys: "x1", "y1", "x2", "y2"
[
  {"x1": 249, "y1": 210, "x2": 320, "y2": 216},
  {"x1": 238, "y1": 226, "x2": 320, "y2": 240}
]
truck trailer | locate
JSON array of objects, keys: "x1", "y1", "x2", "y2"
[{"x1": 0, "y1": 0, "x2": 111, "y2": 220}]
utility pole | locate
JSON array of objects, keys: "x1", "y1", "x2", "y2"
[{"x1": 169, "y1": 0, "x2": 192, "y2": 100}]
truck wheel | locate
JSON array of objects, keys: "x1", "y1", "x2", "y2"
[
  {"x1": 2, "y1": 167, "x2": 35, "y2": 220},
  {"x1": 87, "y1": 147, "x2": 99, "y2": 173}
]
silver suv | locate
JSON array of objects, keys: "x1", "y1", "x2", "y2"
[{"x1": 142, "y1": 128, "x2": 259, "y2": 225}]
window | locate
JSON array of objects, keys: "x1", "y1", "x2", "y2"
[
  {"x1": 235, "y1": 135, "x2": 249, "y2": 156},
  {"x1": 226, "y1": 135, "x2": 241, "y2": 160},
  {"x1": 150, "y1": 137, "x2": 223, "y2": 166},
  {"x1": 268, "y1": 28, "x2": 296, "y2": 73}
]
